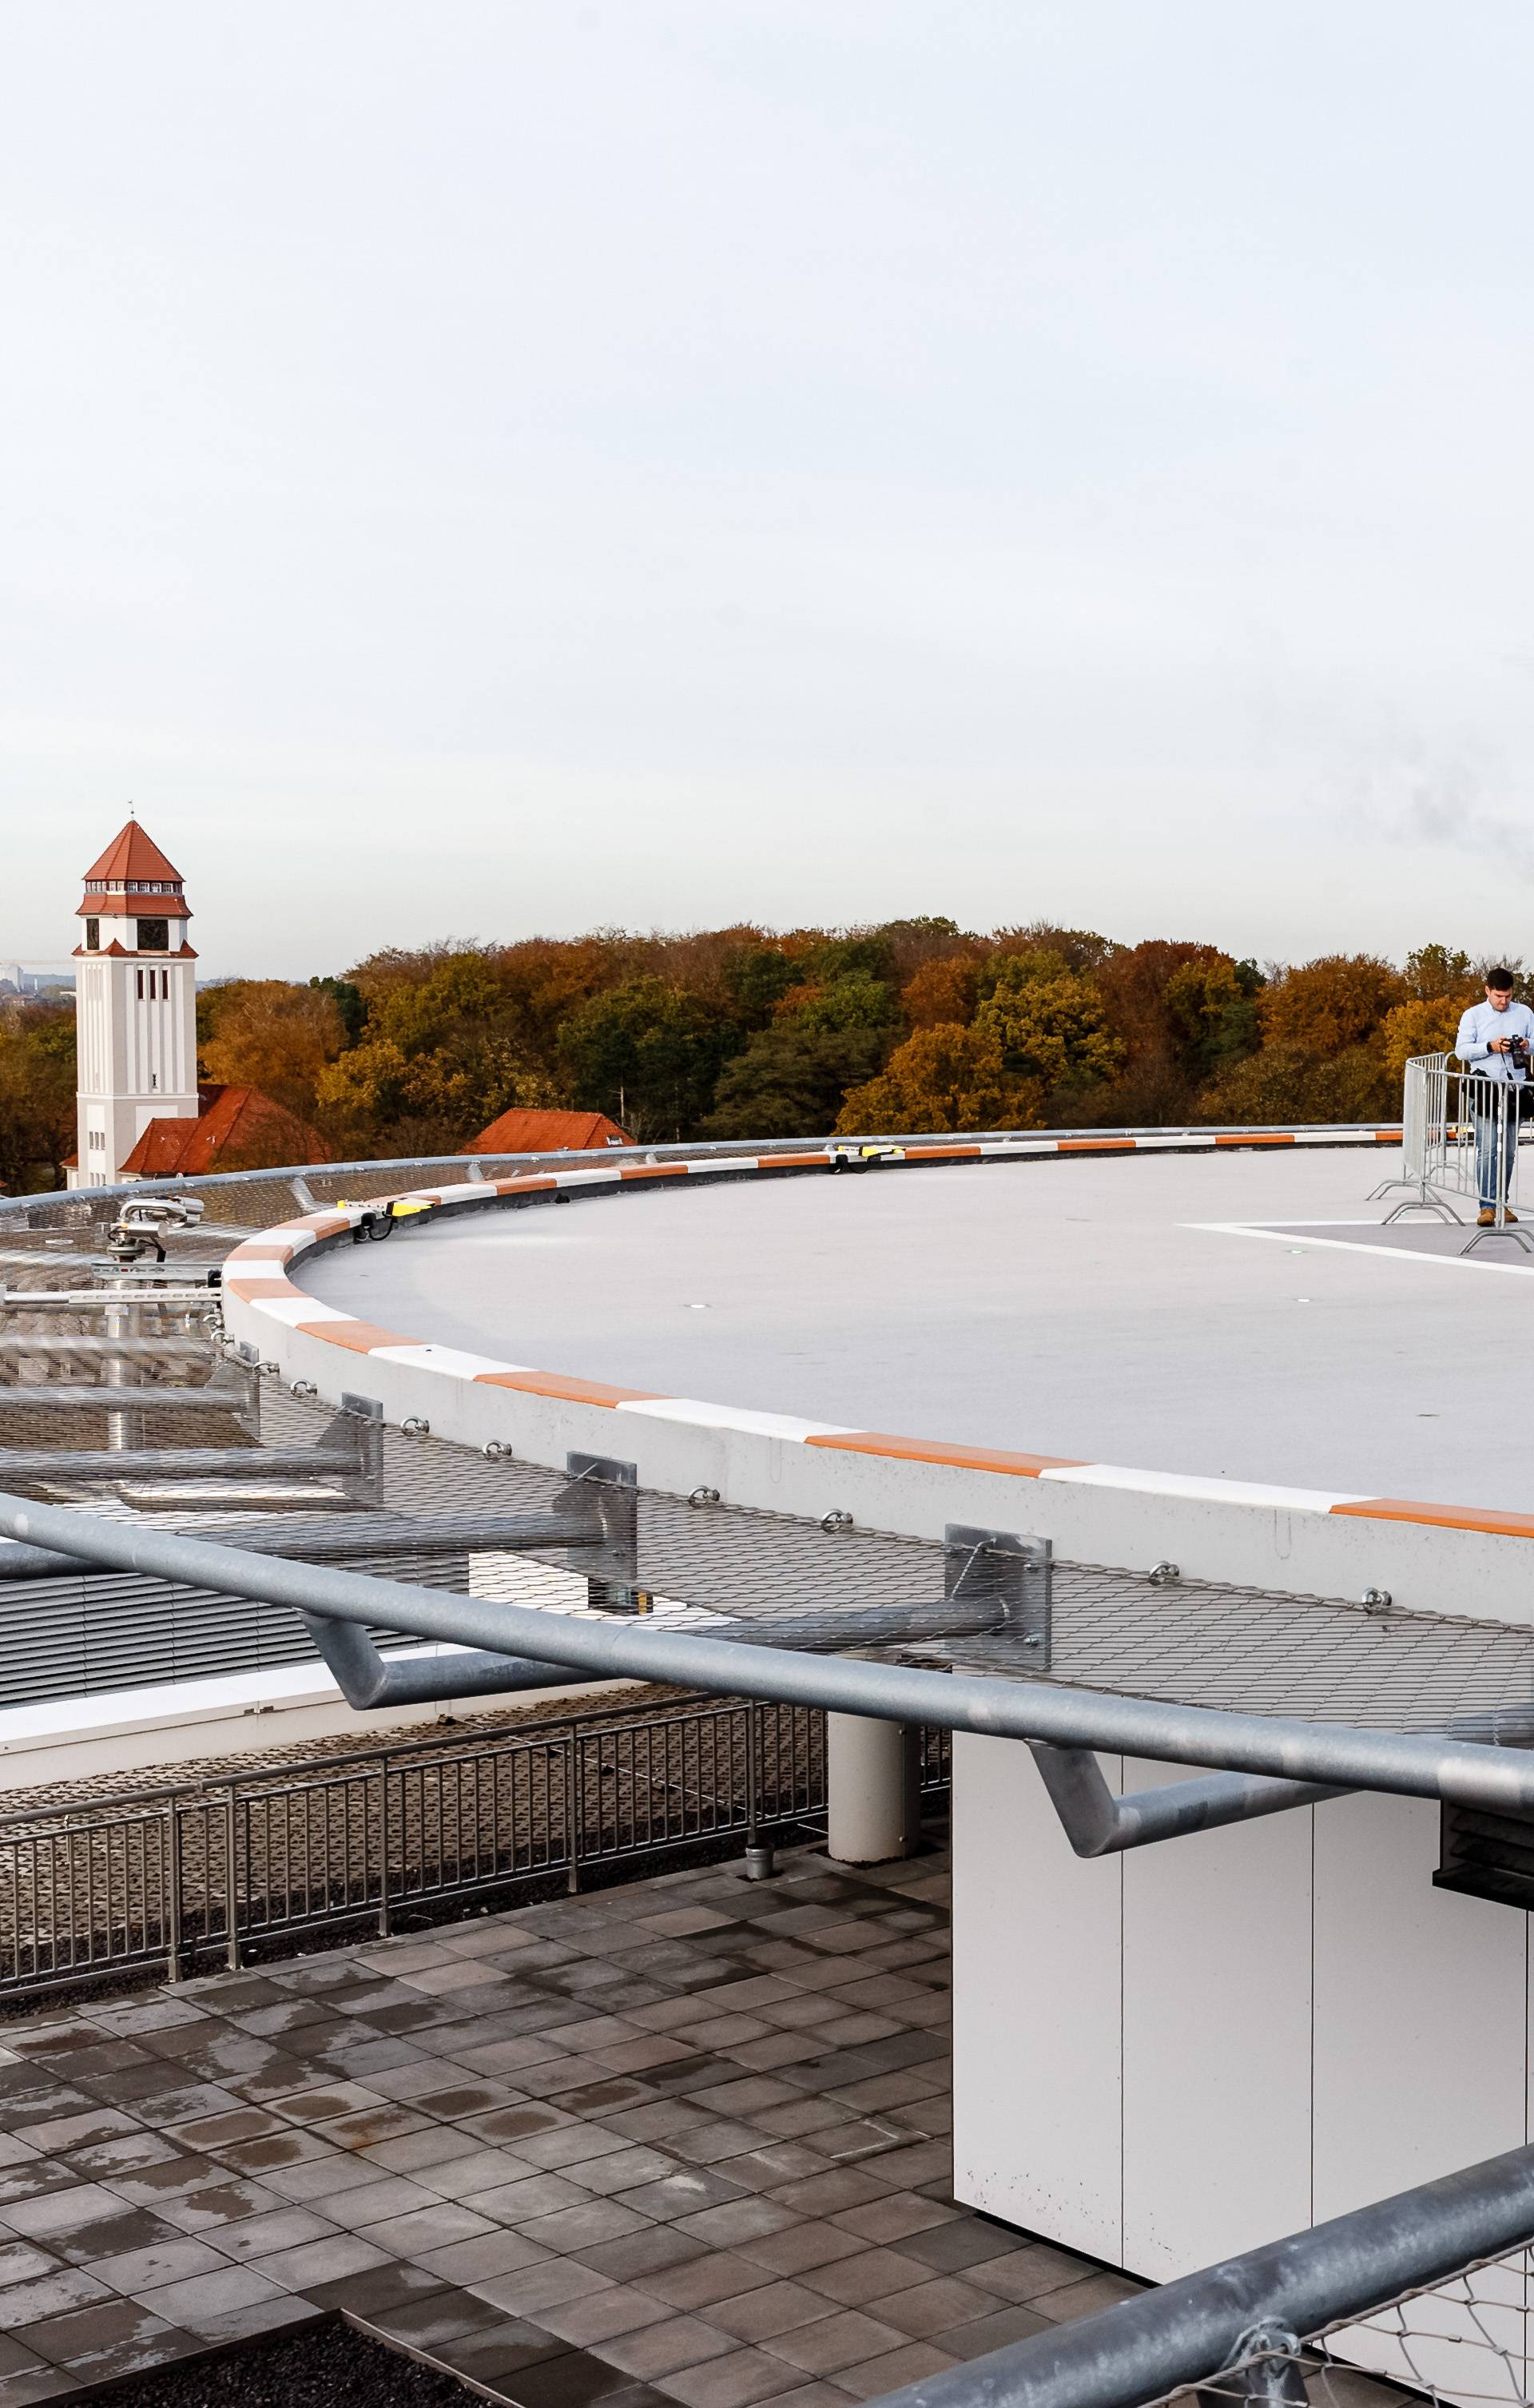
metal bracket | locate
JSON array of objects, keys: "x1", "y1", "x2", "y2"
[
  {"x1": 559, "y1": 1453, "x2": 646, "y2": 1611},
  {"x1": 945, "y1": 1525, "x2": 1051, "y2": 1667}
]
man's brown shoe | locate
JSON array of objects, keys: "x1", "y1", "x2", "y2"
[{"x1": 1478, "y1": 1208, "x2": 1519, "y2": 1226}]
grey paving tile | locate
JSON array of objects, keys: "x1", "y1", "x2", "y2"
[
  {"x1": 798, "y1": 2249, "x2": 948, "y2": 2309},
  {"x1": 835, "y1": 2340, "x2": 960, "y2": 2399},
  {"x1": 461, "y1": 2170, "x2": 595, "y2": 2221},
  {"x1": 0, "y1": 2269, "x2": 113, "y2": 2331},
  {"x1": 736, "y1": 2227, "x2": 868, "y2": 2279},
  {"x1": 0, "y1": 2246, "x2": 62, "y2": 2293},
  {"x1": 154, "y1": 2180, "x2": 288, "y2": 2233},
  {"x1": 467, "y1": 2259, "x2": 614, "y2": 2317},
  {"x1": 7, "y1": 2296, "x2": 200, "y2": 2385},
  {"x1": 411, "y1": 2227, "x2": 558, "y2": 2286},
  {"x1": 0, "y1": 2186, "x2": 128, "y2": 2243},
  {"x1": 1026, "y1": 2270, "x2": 1143, "y2": 2323},
  {"x1": 599, "y1": 2315, "x2": 741, "y2": 2378},
  {"x1": 360, "y1": 2203, "x2": 499, "y2": 2257},
  {"x1": 759, "y1": 2311, "x2": 908, "y2": 2378},
  {"x1": 519, "y1": 2199, "x2": 655, "y2": 2252},
  {"x1": 89, "y1": 2238, "x2": 230, "y2": 2296},
  {"x1": 535, "y1": 2284, "x2": 676, "y2": 2344},
  {"x1": 705, "y1": 2282, "x2": 841, "y2": 2345},
  {"x1": 828, "y1": 2195, "x2": 956, "y2": 2246},
  {"x1": 202, "y1": 2205, "x2": 340, "y2": 2262},
  {"x1": 659, "y1": 2343, "x2": 808, "y2": 2407},
  {"x1": 937, "y1": 2300, "x2": 1054, "y2": 2357},
  {"x1": 128, "y1": 2263, "x2": 289, "y2": 2334}
]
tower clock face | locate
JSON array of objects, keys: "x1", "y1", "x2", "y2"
[{"x1": 137, "y1": 918, "x2": 169, "y2": 952}]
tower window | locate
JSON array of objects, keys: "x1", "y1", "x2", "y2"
[
  {"x1": 137, "y1": 918, "x2": 169, "y2": 952},
  {"x1": 84, "y1": 919, "x2": 99, "y2": 951}
]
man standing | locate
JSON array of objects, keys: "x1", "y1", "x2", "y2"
[{"x1": 1455, "y1": 969, "x2": 1534, "y2": 1226}]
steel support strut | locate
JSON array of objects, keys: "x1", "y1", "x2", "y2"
[{"x1": 4, "y1": 1489, "x2": 1534, "y2": 1818}]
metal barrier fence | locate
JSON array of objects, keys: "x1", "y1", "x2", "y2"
[
  {"x1": 1383, "y1": 1055, "x2": 1534, "y2": 1254},
  {"x1": 0, "y1": 1696, "x2": 950, "y2": 2000}
]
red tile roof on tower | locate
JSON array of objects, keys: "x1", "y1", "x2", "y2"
[
  {"x1": 82, "y1": 822, "x2": 185, "y2": 884},
  {"x1": 120, "y1": 1087, "x2": 332, "y2": 1178},
  {"x1": 466, "y1": 1108, "x2": 633, "y2": 1154}
]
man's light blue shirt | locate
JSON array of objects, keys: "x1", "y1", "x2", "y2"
[{"x1": 1456, "y1": 999, "x2": 1534, "y2": 1081}]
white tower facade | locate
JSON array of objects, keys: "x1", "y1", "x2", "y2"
[{"x1": 69, "y1": 821, "x2": 200, "y2": 1188}]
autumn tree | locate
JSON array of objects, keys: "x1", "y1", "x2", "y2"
[
  {"x1": 1260, "y1": 955, "x2": 1407, "y2": 1052},
  {"x1": 199, "y1": 981, "x2": 347, "y2": 1121},
  {"x1": 836, "y1": 1024, "x2": 1036, "y2": 1135}
]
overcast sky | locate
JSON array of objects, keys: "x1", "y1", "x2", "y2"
[{"x1": 4, "y1": 2, "x2": 1534, "y2": 980}]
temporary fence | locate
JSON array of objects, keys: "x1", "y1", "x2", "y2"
[
  {"x1": 0, "y1": 1695, "x2": 949, "y2": 1997},
  {"x1": 1381, "y1": 1055, "x2": 1534, "y2": 1254}
]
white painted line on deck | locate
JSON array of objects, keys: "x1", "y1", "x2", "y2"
[{"x1": 1188, "y1": 1222, "x2": 1534, "y2": 1278}]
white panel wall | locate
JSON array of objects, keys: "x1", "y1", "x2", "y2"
[
  {"x1": 1122, "y1": 1755, "x2": 1312, "y2": 2276},
  {"x1": 953, "y1": 1742, "x2": 1532, "y2": 2290},
  {"x1": 952, "y1": 1734, "x2": 1124, "y2": 2260}
]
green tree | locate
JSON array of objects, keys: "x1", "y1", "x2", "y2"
[
  {"x1": 0, "y1": 1006, "x2": 77, "y2": 1193},
  {"x1": 701, "y1": 1026, "x2": 888, "y2": 1139},
  {"x1": 973, "y1": 953, "x2": 1122, "y2": 1095},
  {"x1": 558, "y1": 979, "x2": 738, "y2": 1140}
]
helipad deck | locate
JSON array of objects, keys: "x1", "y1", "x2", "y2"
[{"x1": 299, "y1": 1150, "x2": 1534, "y2": 1512}]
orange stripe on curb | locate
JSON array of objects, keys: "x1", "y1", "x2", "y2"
[
  {"x1": 294, "y1": 1214, "x2": 353, "y2": 1239},
  {"x1": 903, "y1": 1146, "x2": 983, "y2": 1162},
  {"x1": 805, "y1": 1431, "x2": 1086, "y2": 1476},
  {"x1": 222, "y1": 1279, "x2": 299, "y2": 1300},
  {"x1": 769, "y1": 1152, "x2": 833, "y2": 1169},
  {"x1": 475, "y1": 1369, "x2": 665, "y2": 1407},
  {"x1": 620, "y1": 1166, "x2": 690, "y2": 1182},
  {"x1": 295, "y1": 1319, "x2": 418, "y2": 1353},
  {"x1": 1058, "y1": 1138, "x2": 1135, "y2": 1154},
  {"x1": 1331, "y1": 1497, "x2": 1534, "y2": 1540},
  {"x1": 491, "y1": 1175, "x2": 558, "y2": 1197},
  {"x1": 1214, "y1": 1133, "x2": 1295, "y2": 1147}
]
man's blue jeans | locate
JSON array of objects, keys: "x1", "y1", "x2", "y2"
[{"x1": 1475, "y1": 1081, "x2": 1532, "y2": 1209}]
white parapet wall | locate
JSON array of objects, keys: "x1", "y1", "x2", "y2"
[{"x1": 220, "y1": 1143, "x2": 1534, "y2": 1623}]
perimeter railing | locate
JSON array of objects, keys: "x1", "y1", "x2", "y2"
[
  {"x1": 1383, "y1": 1055, "x2": 1534, "y2": 1254},
  {"x1": 0, "y1": 1117, "x2": 1405, "y2": 1234},
  {"x1": 0, "y1": 1695, "x2": 951, "y2": 1998}
]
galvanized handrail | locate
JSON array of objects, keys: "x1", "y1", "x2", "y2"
[
  {"x1": 880, "y1": 2139, "x2": 1534, "y2": 2408},
  {"x1": 4, "y1": 1493, "x2": 1534, "y2": 1816}
]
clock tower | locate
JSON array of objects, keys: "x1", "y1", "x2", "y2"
[{"x1": 70, "y1": 819, "x2": 199, "y2": 1186}]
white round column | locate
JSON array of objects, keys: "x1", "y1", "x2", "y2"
[{"x1": 826, "y1": 1714, "x2": 921, "y2": 1864}]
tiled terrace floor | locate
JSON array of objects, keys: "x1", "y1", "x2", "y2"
[{"x1": 0, "y1": 1844, "x2": 1139, "y2": 2404}]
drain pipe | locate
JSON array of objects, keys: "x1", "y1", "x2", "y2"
[{"x1": 3, "y1": 1492, "x2": 1534, "y2": 1822}]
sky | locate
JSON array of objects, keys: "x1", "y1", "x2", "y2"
[{"x1": 4, "y1": 2, "x2": 1534, "y2": 980}]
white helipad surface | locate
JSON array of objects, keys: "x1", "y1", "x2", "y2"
[{"x1": 297, "y1": 1150, "x2": 1534, "y2": 1511}]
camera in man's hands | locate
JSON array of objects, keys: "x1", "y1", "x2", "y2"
[{"x1": 1508, "y1": 1035, "x2": 1533, "y2": 1076}]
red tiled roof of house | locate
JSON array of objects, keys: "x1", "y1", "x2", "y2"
[
  {"x1": 82, "y1": 822, "x2": 184, "y2": 884},
  {"x1": 120, "y1": 1087, "x2": 332, "y2": 1178},
  {"x1": 465, "y1": 1108, "x2": 633, "y2": 1154}
]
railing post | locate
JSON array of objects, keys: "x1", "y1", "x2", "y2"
[
  {"x1": 742, "y1": 1702, "x2": 775, "y2": 1881},
  {"x1": 565, "y1": 1731, "x2": 580, "y2": 1894},
  {"x1": 165, "y1": 1800, "x2": 184, "y2": 1984},
  {"x1": 223, "y1": 1788, "x2": 241, "y2": 1971},
  {"x1": 376, "y1": 1758, "x2": 392, "y2": 1939}
]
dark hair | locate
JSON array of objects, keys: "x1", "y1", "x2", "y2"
[{"x1": 1488, "y1": 968, "x2": 1516, "y2": 990}]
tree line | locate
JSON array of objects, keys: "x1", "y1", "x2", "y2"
[{"x1": 0, "y1": 925, "x2": 1501, "y2": 1191}]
